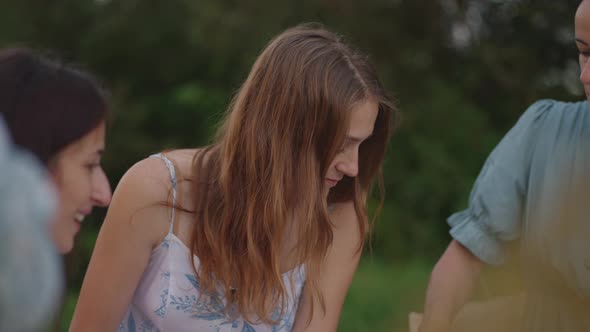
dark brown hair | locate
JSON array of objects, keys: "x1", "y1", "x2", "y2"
[{"x1": 0, "y1": 48, "x2": 108, "y2": 165}]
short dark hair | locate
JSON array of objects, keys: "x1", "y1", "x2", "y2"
[{"x1": 0, "y1": 48, "x2": 108, "y2": 165}]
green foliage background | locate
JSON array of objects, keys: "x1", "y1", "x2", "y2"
[{"x1": 0, "y1": 0, "x2": 584, "y2": 330}]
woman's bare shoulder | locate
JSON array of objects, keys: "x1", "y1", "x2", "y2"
[
  {"x1": 160, "y1": 148, "x2": 204, "y2": 177},
  {"x1": 117, "y1": 155, "x2": 177, "y2": 200}
]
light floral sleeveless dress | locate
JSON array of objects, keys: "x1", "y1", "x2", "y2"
[{"x1": 119, "y1": 153, "x2": 306, "y2": 332}]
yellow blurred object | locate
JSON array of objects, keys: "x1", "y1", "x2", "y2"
[
  {"x1": 409, "y1": 312, "x2": 423, "y2": 332},
  {"x1": 409, "y1": 294, "x2": 524, "y2": 332}
]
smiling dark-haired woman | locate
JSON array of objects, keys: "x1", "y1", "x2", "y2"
[{"x1": 0, "y1": 48, "x2": 112, "y2": 254}]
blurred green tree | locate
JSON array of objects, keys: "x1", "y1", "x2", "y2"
[{"x1": 0, "y1": 0, "x2": 583, "y2": 290}]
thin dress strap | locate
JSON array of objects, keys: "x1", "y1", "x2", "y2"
[{"x1": 150, "y1": 153, "x2": 177, "y2": 234}]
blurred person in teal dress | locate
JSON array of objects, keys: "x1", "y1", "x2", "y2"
[{"x1": 419, "y1": 1, "x2": 590, "y2": 331}]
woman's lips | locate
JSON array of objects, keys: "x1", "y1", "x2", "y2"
[{"x1": 326, "y1": 179, "x2": 339, "y2": 187}]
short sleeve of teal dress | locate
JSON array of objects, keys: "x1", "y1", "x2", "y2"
[{"x1": 447, "y1": 100, "x2": 554, "y2": 265}]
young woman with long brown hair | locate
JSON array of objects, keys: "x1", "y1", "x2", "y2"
[{"x1": 70, "y1": 23, "x2": 396, "y2": 332}]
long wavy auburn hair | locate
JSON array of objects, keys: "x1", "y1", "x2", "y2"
[{"x1": 188, "y1": 23, "x2": 396, "y2": 324}]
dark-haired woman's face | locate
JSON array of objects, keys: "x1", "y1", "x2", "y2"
[{"x1": 50, "y1": 121, "x2": 111, "y2": 253}]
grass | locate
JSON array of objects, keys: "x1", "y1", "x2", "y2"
[
  {"x1": 60, "y1": 259, "x2": 432, "y2": 332},
  {"x1": 338, "y1": 259, "x2": 431, "y2": 332}
]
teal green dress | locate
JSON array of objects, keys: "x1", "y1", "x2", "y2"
[{"x1": 448, "y1": 99, "x2": 590, "y2": 331}]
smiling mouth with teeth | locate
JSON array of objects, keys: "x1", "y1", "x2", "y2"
[{"x1": 75, "y1": 213, "x2": 86, "y2": 223}]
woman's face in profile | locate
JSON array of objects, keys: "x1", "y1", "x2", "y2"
[
  {"x1": 49, "y1": 121, "x2": 112, "y2": 253},
  {"x1": 324, "y1": 99, "x2": 378, "y2": 192}
]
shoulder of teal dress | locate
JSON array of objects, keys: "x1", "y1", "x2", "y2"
[
  {"x1": 526, "y1": 99, "x2": 589, "y2": 148},
  {"x1": 520, "y1": 99, "x2": 559, "y2": 121},
  {"x1": 528, "y1": 99, "x2": 588, "y2": 120}
]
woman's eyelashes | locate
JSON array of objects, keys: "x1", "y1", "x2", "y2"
[{"x1": 85, "y1": 161, "x2": 101, "y2": 171}]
